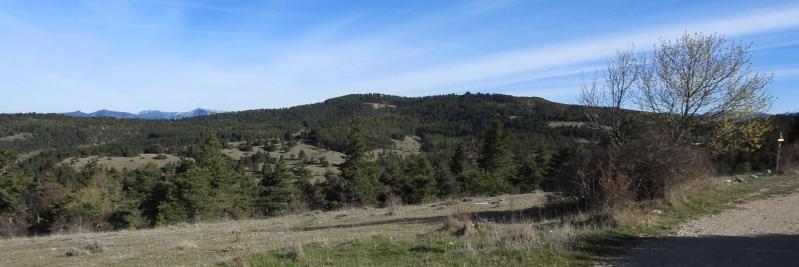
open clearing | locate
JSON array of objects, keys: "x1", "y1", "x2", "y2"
[
  {"x1": 59, "y1": 154, "x2": 182, "y2": 170},
  {"x1": 613, "y1": 190, "x2": 799, "y2": 266},
  {"x1": 0, "y1": 193, "x2": 547, "y2": 267},
  {"x1": 369, "y1": 135, "x2": 422, "y2": 157},
  {"x1": 0, "y1": 132, "x2": 33, "y2": 142}
]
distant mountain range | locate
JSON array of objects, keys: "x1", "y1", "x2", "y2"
[{"x1": 64, "y1": 108, "x2": 224, "y2": 120}]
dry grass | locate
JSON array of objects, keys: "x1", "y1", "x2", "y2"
[
  {"x1": 369, "y1": 136, "x2": 422, "y2": 157},
  {"x1": 243, "y1": 174, "x2": 799, "y2": 266},
  {"x1": 59, "y1": 154, "x2": 182, "y2": 170},
  {"x1": 0, "y1": 193, "x2": 547, "y2": 267},
  {"x1": 0, "y1": 132, "x2": 33, "y2": 142},
  {"x1": 223, "y1": 142, "x2": 344, "y2": 181}
]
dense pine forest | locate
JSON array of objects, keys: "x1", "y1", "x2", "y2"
[{"x1": 0, "y1": 93, "x2": 796, "y2": 236}]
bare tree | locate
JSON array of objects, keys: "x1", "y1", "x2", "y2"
[
  {"x1": 637, "y1": 33, "x2": 773, "y2": 151},
  {"x1": 580, "y1": 49, "x2": 642, "y2": 147}
]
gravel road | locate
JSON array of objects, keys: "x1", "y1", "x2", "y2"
[{"x1": 613, "y1": 192, "x2": 799, "y2": 267}]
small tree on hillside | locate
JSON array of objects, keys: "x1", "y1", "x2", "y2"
[
  {"x1": 0, "y1": 150, "x2": 32, "y2": 216},
  {"x1": 400, "y1": 155, "x2": 437, "y2": 204},
  {"x1": 330, "y1": 119, "x2": 380, "y2": 206},
  {"x1": 257, "y1": 159, "x2": 300, "y2": 216},
  {"x1": 514, "y1": 152, "x2": 551, "y2": 193},
  {"x1": 449, "y1": 144, "x2": 470, "y2": 193},
  {"x1": 472, "y1": 121, "x2": 515, "y2": 194}
]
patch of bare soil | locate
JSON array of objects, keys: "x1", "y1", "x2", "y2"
[{"x1": 614, "y1": 192, "x2": 799, "y2": 267}]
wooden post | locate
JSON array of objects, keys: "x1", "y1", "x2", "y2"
[{"x1": 777, "y1": 132, "x2": 784, "y2": 173}]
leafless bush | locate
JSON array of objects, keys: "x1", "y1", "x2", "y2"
[
  {"x1": 0, "y1": 210, "x2": 29, "y2": 237},
  {"x1": 384, "y1": 192, "x2": 402, "y2": 215},
  {"x1": 441, "y1": 201, "x2": 476, "y2": 236},
  {"x1": 569, "y1": 132, "x2": 712, "y2": 208},
  {"x1": 618, "y1": 133, "x2": 712, "y2": 200}
]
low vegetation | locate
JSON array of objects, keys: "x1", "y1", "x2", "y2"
[{"x1": 239, "y1": 174, "x2": 799, "y2": 267}]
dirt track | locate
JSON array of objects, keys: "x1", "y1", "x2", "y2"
[{"x1": 614, "y1": 192, "x2": 799, "y2": 266}]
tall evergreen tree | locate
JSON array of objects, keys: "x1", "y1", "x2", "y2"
[
  {"x1": 435, "y1": 160, "x2": 458, "y2": 198},
  {"x1": 0, "y1": 150, "x2": 32, "y2": 215},
  {"x1": 473, "y1": 121, "x2": 515, "y2": 194},
  {"x1": 257, "y1": 159, "x2": 299, "y2": 216},
  {"x1": 332, "y1": 119, "x2": 380, "y2": 206},
  {"x1": 449, "y1": 144, "x2": 470, "y2": 193},
  {"x1": 400, "y1": 156, "x2": 437, "y2": 204},
  {"x1": 514, "y1": 152, "x2": 551, "y2": 193}
]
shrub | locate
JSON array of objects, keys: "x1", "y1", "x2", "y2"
[
  {"x1": 237, "y1": 143, "x2": 253, "y2": 152},
  {"x1": 65, "y1": 247, "x2": 83, "y2": 257},
  {"x1": 384, "y1": 192, "x2": 402, "y2": 215},
  {"x1": 783, "y1": 143, "x2": 799, "y2": 174},
  {"x1": 0, "y1": 210, "x2": 29, "y2": 237},
  {"x1": 567, "y1": 132, "x2": 711, "y2": 208},
  {"x1": 285, "y1": 241, "x2": 304, "y2": 261},
  {"x1": 84, "y1": 240, "x2": 108, "y2": 253}
]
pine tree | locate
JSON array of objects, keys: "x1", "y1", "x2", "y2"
[
  {"x1": 0, "y1": 150, "x2": 32, "y2": 215},
  {"x1": 435, "y1": 162, "x2": 457, "y2": 198},
  {"x1": 400, "y1": 156, "x2": 437, "y2": 204},
  {"x1": 158, "y1": 137, "x2": 255, "y2": 223},
  {"x1": 257, "y1": 159, "x2": 299, "y2": 216},
  {"x1": 333, "y1": 119, "x2": 380, "y2": 206},
  {"x1": 474, "y1": 121, "x2": 515, "y2": 194},
  {"x1": 449, "y1": 144, "x2": 469, "y2": 193},
  {"x1": 515, "y1": 152, "x2": 551, "y2": 192}
]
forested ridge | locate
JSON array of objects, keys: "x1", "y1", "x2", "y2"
[
  {"x1": 0, "y1": 93, "x2": 587, "y2": 153},
  {"x1": 0, "y1": 92, "x2": 796, "y2": 236}
]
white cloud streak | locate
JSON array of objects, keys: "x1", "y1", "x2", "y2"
[{"x1": 352, "y1": 5, "x2": 799, "y2": 95}]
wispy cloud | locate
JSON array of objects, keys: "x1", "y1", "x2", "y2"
[
  {"x1": 352, "y1": 5, "x2": 799, "y2": 95},
  {"x1": 768, "y1": 67, "x2": 799, "y2": 78}
]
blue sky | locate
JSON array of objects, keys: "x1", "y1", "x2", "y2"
[{"x1": 0, "y1": 0, "x2": 797, "y2": 113}]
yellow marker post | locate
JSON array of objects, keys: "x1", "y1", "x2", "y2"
[{"x1": 777, "y1": 132, "x2": 784, "y2": 173}]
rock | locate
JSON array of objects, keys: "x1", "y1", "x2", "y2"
[
  {"x1": 750, "y1": 174, "x2": 759, "y2": 179},
  {"x1": 735, "y1": 177, "x2": 747, "y2": 183},
  {"x1": 65, "y1": 247, "x2": 83, "y2": 257}
]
